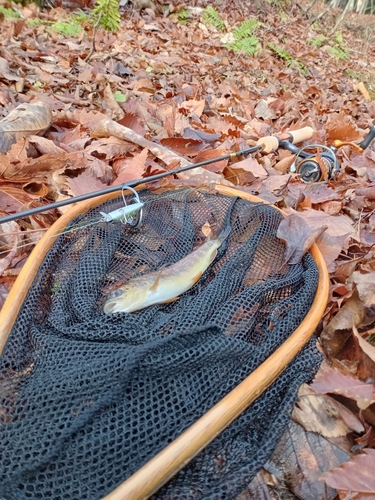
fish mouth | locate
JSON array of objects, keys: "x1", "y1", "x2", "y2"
[
  {"x1": 103, "y1": 300, "x2": 119, "y2": 315},
  {"x1": 103, "y1": 299, "x2": 140, "y2": 315}
]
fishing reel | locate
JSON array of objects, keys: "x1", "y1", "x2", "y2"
[
  {"x1": 281, "y1": 125, "x2": 375, "y2": 183},
  {"x1": 289, "y1": 144, "x2": 339, "y2": 183}
]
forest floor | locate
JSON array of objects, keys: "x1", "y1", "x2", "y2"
[{"x1": 1, "y1": 0, "x2": 375, "y2": 497}]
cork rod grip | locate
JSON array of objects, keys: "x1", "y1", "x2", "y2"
[
  {"x1": 256, "y1": 126, "x2": 314, "y2": 153},
  {"x1": 289, "y1": 126, "x2": 314, "y2": 145}
]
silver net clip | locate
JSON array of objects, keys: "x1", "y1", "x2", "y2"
[{"x1": 100, "y1": 186, "x2": 144, "y2": 227}]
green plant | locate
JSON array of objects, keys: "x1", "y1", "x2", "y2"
[
  {"x1": 177, "y1": 8, "x2": 189, "y2": 24},
  {"x1": 327, "y1": 31, "x2": 349, "y2": 60},
  {"x1": 92, "y1": 0, "x2": 121, "y2": 32},
  {"x1": 0, "y1": 6, "x2": 21, "y2": 18},
  {"x1": 328, "y1": 46, "x2": 349, "y2": 59},
  {"x1": 225, "y1": 19, "x2": 261, "y2": 56},
  {"x1": 51, "y1": 20, "x2": 83, "y2": 37},
  {"x1": 202, "y1": 6, "x2": 225, "y2": 31},
  {"x1": 269, "y1": 43, "x2": 307, "y2": 75},
  {"x1": 308, "y1": 34, "x2": 327, "y2": 48},
  {"x1": 26, "y1": 17, "x2": 43, "y2": 27},
  {"x1": 72, "y1": 9, "x2": 89, "y2": 21}
]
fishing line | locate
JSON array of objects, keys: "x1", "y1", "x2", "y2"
[
  {"x1": 0, "y1": 161, "x2": 297, "y2": 258},
  {"x1": 0, "y1": 188, "x2": 197, "y2": 257}
]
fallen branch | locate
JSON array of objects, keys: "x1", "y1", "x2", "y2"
[{"x1": 92, "y1": 118, "x2": 229, "y2": 185}]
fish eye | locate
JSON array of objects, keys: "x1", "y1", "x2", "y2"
[{"x1": 109, "y1": 289, "x2": 124, "y2": 298}]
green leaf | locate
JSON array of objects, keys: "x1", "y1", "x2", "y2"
[
  {"x1": 92, "y1": 0, "x2": 121, "y2": 32},
  {"x1": 202, "y1": 6, "x2": 225, "y2": 31},
  {"x1": 0, "y1": 6, "x2": 21, "y2": 18},
  {"x1": 113, "y1": 90, "x2": 126, "y2": 102},
  {"x1": 51, "y1": 20, "x2": 83, "y2": 37}
]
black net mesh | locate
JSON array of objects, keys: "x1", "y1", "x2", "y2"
[{"x1": 0, "y1": 188, "x2": 322, "y2": 500}]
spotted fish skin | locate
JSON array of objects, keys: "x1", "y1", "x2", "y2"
[{"x1": 103, "y1": 226, "x2": 230, "y2": 314}]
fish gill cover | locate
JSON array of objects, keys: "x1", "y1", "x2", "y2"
[{"x1": 0, "y1": 188, "x2": 321, "y2": 499}]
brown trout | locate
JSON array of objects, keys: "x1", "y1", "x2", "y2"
[{"x1": 103, "y1": 226, "x2": 231, "y2": 314}]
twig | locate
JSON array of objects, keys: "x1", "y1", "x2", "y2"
[
  {"x1": 53, "y1": 95, "x2": 91, "y2": 106},
  {"x1": 304, "y1": 0, "x2": 318, "y2": 15},
  {"x1": 330, "y1": 0, "x2": 354, "y2": 34},
  {"x1": 84, "y1": 12, "x2": 103, "y2": 64}
]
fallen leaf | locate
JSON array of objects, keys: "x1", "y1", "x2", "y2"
[
  {"x1": 117, "y1": 113, "x2": 145, "y2": 136},
  {"x1": 67, "y1": 169, "x2": 108, "y2": 196},
  {"x1": 102, "y1": 84, "x2": 125, "y2": 120},
  {"x1": 254, "y1": 100, "x2": 276, "y2": 120},
  {"x1": 160, "y1": 137, "x2": 206, "y2": 156},
  {"x1": 0, "y1": 101, "x2": 52, "y2": 154},
  {"x1": 321, "y1": 294, "x2": 366, "y2": 358},
  {"x1": 264, "y1": 420, "x2": 350, "y2": 500},
  {"x1": 320, "y1": 449, "x2": 375, "y2": 497},
  {"x1": 311, "y1": 362, "x2": 375, "y2": 409},
  {"x1": 293, "y1": 384, "x2": 364, "y2": 437},
  {"x1": 179, "y1": 99, "x2": 206, "y2": 118},
  {"x1": 113, "y1": 147, "x2": 149, "y2": 185},
  {"x1": 194, "y1": 148, "x2": 228, "y2": 173},
  {"x1": 352, "y1": 325, "x2": 375, "y2": 365},
  {"x1": 277, "y1": 213, "x2": 327, "y2": 265},
  {"x1": 351, "y1": 271, "x2": 375, "y2": 307},
  {"x1": 325, "y1": 112, "x2": 361, "y2": 142}
]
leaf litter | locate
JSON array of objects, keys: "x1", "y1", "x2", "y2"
[{"x1": 1, "y1": 0, "x2": 375, "y2": 498}]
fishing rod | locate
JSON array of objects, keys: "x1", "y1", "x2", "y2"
[{"x1": 0, "y1": 127, "x2": 314, "y2": 225}]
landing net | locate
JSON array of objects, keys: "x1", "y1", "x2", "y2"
[{"x1": 0, "y1": 188, "x2": 321, "y2": 499}]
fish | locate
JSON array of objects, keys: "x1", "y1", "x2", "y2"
[{"x1": 103, "y1": 225, "x2": 231, "y2": 314}]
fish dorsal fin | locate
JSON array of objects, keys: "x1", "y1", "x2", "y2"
[{"x1": 150, "y1": 270, "x2": 163, "y2": 292}]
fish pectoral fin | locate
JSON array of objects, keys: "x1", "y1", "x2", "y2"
[
  {"x1": 160, "y1": 297, "x2": 179, "y2": 304},
  {"x1": 150, "y1": 271, "x2": 163, "y2": 292}
]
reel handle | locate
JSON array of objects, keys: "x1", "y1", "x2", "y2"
[
  {"x1": 256, "y1": 126, "x2": 314, "y2": 153},
  {"x1": 359, "y1": 125, "x2": 375, "y2": 150}
]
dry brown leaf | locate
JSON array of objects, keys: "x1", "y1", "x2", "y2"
[
  {"x1": 117, "y1": 113, "x2": 145, "y2": 136},
  {"x1": 292, "y1": 384, "x2": 364, "y2": 437},
  {"x1": 325, "y1": 112, "x2": 362, "y2": 142},
  {"x1": 263, "y1": 420, "x2": 351, "y2": 500},
  {"x1": 0, "y1": 221, "x2": 23, "y2": 275},
  {"x1": 352, "y1": 326, "x2": 375, "y2": 365},
  {"x1": 351, "y1": 271, "x2": 375, "y2": 307},
  {"x1": 160, "y1": 137, "x2": 206, "y2": 157},
  {"x1": 311, "y1": 362, "x2": 375, "y2": 410},
  {"x1": 102, "y1": 84, "x2": 125, "y2": 121},
  {"x1": 283, "y1": 208, "x2": 356, "y2": 269},
  {"x1": 113, "y1": 148, "x2": 149, "y2": 185},
  {"x1": 0, "y1": 57, "x2": 22, "y2": 82},
  {"x1": 0, "y1": 182, "x2": 37, "y2": 212},
  {"x1": 194, "y1": 148, "x2": 228, "y2": 173},
  {"x1": 0, "y1": 101, "x2": 52, "y2": 154},
  {"x1": 274, "y1": 154, "x2": 296, "y2": 174},
  {"x1": 254, "y1": 100, "x2": 276, "y2": 120},
  {"x1": 178, "y1": 99, "x2": 206, "y2": 118},
  {"x1": 320, "y1": 449, "x2": 375, "y2": 497},
  {"x1": 68, "y1": 169, "x2": 108, "y2": 196},
  {"x1": 277, "y1": 213, "x2": 327, "y2": 265},
  {"x1": 28, "y1": 135, "x2": 66, "y2": 155}
]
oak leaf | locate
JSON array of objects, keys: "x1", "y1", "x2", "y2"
[
  {"x1": 277, "y1": 213, "x2": 327, "y2": 265},
  {"x1": 320, "y1": 449, "x2": 375, "y2": 496}
]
